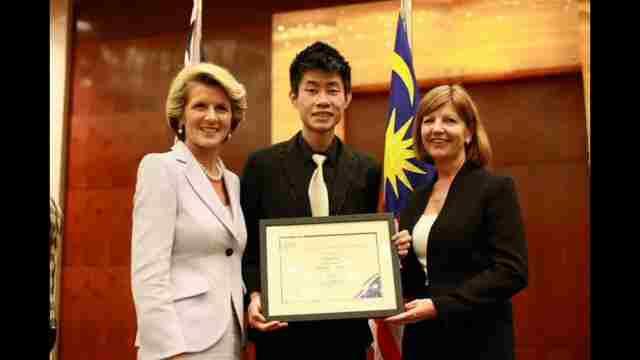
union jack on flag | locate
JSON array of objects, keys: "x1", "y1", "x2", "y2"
[{"x1": 184, "y1": 0, "x2": 205, "y2": 66}]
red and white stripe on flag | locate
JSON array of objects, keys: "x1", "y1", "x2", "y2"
[{"x1": 370, "y1": 319, "x2": 403, "y2": 360}]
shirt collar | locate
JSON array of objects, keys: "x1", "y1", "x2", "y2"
[{"x1": 296, "y1": 131, "x2": 340, "y2": 165}]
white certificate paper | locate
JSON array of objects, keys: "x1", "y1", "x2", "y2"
[{"x1": 260, "y1": 214, "x2": 402, "y2": 321}]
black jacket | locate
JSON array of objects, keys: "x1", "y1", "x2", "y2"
[
  {"x1": 240, "y1": 132, "x2": 381, "y2": 356},
  {"x1": 399, "y1": 161, "x2": 528, "y2": 360}
]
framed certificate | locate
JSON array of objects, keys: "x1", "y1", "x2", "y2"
[{"x1": 260, "y1": 213, "x2": 403, "y2": 322}]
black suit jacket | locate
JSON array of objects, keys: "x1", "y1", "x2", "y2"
[
  {"x1": 240, "y1": 132, "x2": 381, "y2": 354},
  {"x1": 399, "y1": 161, "x2": 528, "y2": 360}
]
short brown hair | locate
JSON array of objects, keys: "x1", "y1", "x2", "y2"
[
  {"x1": 412, "y1": 84, "x2": 492, "y2": 167},
  {"x1": 166, "y1": 63, "x2": 247, "y2": 141}
]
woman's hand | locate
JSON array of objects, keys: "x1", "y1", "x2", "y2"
[
  {"x1": 392, "y1": 230, "x2": 412, "y2": 258},
  {"x1": 247, "y1": 292, "x2": 288, "y2": 332},
  {"x1": 384, "y1": 298, "x2": 438, "y2": 324}
]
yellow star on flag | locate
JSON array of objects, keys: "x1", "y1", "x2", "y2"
[{"x1": 384, "y1": 108, "x2": 427, "y2": 199}]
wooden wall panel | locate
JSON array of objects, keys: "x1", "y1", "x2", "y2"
[
  {"x1": 60, "y1": 266, "x2": 135, "y2": 360},
  {"x1": 468, "y1": 75, "x2": 588, "y2": 166},
  {"x1": 345, "y1": 92, "x2": 389, "y2": 164},
  {"x1": 346, "y1": 73, "x2": 589, "y2": 360},
  {"x1": 66, "y1": 112, "x2": 173, "y2": 189},
  {"x1": 505, "y1": 162, "x2": 589, "y2": 360},
  {"x1": 63, "y1": 188, "x2": 135, "y2": 267}
]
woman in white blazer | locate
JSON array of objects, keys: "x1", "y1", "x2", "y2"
[{"x1": 131, "y1": 63, "x2": 248, "y2": 360}]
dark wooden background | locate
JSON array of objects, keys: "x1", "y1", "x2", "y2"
[{"x1": 60, "y1": 1, "x2": 590, "y2": 359}]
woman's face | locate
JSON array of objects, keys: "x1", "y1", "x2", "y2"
[
  {"x1": 182, "y1": 82, "x2": 232, "y2": 152},
  {"x1": 420, "y1": 102, "x2": 471, "y2": 164}
]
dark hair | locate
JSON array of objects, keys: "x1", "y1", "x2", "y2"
[
  {"x1": 413, "y1": 84, "x2": 492, "y2": 168},
  {"x1": 289, "y1": 41, "x2": 351, "y2": 97}
]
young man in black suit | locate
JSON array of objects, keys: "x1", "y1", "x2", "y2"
[{"x1": 240, "y1": 41, "x2": 381, "y2": 359}]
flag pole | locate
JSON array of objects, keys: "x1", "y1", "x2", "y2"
[
  {"x1": 372, "y1": 4, "x2": 423, "y2": 360},
  {"x1": 400, "y1": 0, "x2": 413, "y2": 51}
]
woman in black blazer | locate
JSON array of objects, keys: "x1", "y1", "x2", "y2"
[{"x1": 387, "y1": 84, "x2": 528, "y2": 360}]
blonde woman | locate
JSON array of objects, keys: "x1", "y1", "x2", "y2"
[{"x1": 131, "y1": 63, "x2": 248, "y2": 360}]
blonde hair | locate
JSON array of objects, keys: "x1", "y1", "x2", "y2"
[
  {"x1": 413, "y1": 84, "x2": 492, "y2": 168},
  {"x1": 166, "y1": 63, "x2": 247, "y2": 141}
]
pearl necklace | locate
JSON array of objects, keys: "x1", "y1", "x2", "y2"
[{"x1": 199, "y1": 162, "x2": 223, "y2": 181}]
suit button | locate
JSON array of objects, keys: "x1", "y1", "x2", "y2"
[{"x1": 225, "y1": 248, "x2": 233, "y2": 256}]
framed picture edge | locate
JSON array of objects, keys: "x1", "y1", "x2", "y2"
[{"x1": 258, "y1": 212, "x2": 403, "y2": 322}]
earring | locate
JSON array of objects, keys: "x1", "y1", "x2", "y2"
[
  {"x1": 178, "y1": 126, "x2": 183, "y2": 134},
  {"x1": 226, "y1": 133, "x2": 232, "y2": 141}
]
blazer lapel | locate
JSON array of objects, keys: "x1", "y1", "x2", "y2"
[
  {"x1": 433, "y1": 160, "x2": 478, "y2": 223},
  {"x1": 172, "y1": 142, "x2": 237, "y2": 240},
  {"x1": 330, "y1": 142, "x2": 355, "y2": 215},
  {"x1": 221, "y1": 163, "x2": 243, "y2": 242},
  {"x1": 280, "y1": 134, "x2": 312, "y2": 216},
  {"x1": 424, "y1": 161, "x2": 478, "y2": 251}
]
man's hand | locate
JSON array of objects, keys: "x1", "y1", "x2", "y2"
[{"x1": 247, "y1": 292, "x2": 288, "y2": 332}]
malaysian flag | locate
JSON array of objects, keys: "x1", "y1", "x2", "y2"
[{"x1": 370, "y1": 9, "x2": 435, "y2": 360}]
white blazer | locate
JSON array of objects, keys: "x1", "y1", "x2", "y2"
[{"x1": 131, "y1": 141, "x2": 247, "y2": 360}]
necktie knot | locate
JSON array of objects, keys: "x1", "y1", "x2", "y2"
[{"x1": 312, "y1": 154, "x2": 327, "y2": 167}]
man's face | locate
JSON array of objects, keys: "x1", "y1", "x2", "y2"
[{"x1": 290, "y1": 69, "x2": 352, "y2": 135}]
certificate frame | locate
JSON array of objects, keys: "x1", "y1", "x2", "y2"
[{"x1": 260, "y1": 213, "x2": 403, "y2": 322}]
